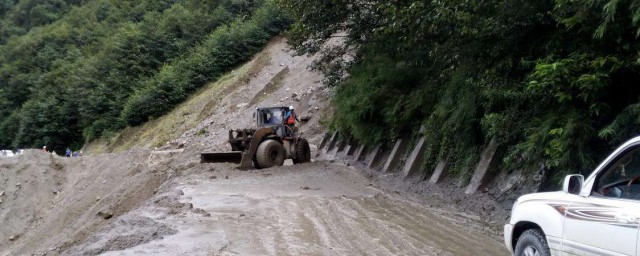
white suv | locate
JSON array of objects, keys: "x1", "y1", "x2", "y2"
[{"x1": 505, "y1": 136, "x2": 640, "y2": 256}]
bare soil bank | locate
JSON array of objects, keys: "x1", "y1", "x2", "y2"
[{"x1": 0, "y1": 149, "x2": 171, "y2": 255}]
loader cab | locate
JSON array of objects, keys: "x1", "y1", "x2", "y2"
[
  {"x1": 255, "y1": 106, "x2": 288, "y2": 127},
  {"x1": 255, "y1": 107, "x2": 289, "y2": 138}
]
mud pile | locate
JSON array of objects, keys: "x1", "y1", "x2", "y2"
[
  {"x1": 0, "y1": 149, "x2": 173, "y2": 255},
  {"x1": 65, "y1": 215, "x2": 176, "y2": 255}
]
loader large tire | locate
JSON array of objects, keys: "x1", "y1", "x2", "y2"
[
  {"x1": 293, "y1": 138, "x2": 311, "y2": 164},
  {"x1": 256, "y1": 140, "x2": 285, "y2": 169}
]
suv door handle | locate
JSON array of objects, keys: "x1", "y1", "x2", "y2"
[{"x1": 615, "y1": 214, "x2": 638, "y2": 224}]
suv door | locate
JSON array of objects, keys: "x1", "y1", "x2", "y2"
[{"x1": 562, "y1": 146, "x2": 640, "y2": 255}]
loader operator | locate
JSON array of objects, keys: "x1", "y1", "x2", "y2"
[{"x1": 284, "y1": 105, "x2": 299, "y2": 137}]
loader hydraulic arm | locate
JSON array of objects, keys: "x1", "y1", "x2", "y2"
[{"x1": 237, "y1": 127, "x2": 275, "y2": 170}]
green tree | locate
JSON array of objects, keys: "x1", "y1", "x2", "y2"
[
  {"x1": 280, "y1": 0, "x2": 640, "y2": 180},
  {"x1": 0, "y1": 0, "x2": 290, "y2": 151}
]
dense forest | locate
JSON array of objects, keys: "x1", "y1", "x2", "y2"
[
  {"x1": 0, "y1": 0, "x2": 290, "y2": 152},
  {"x1": 281, "y1": 0, "x2": 640, "y2": 180}
]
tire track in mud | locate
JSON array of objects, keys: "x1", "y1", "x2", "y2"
[
  {"x1": 252, "y1": 193, "x2": 505, "y2": 255},
  {"x1": 329, "y1": 196, "x2": 436, "y2": 255},
  {"x1": 320, "y1": 198, "x2": 381, "y2": 254},
  {"x1": 364, "y1": 197, "x2": 449, "y2": 254},
  {"x1": 240, "y1": 194, "x2": 501, "y2": 255},
  {"x1": 359, "y1": 196, "x2": 493, "y2": 255}
]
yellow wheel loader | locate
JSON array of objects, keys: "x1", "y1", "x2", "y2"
[{"x1": 200, "y1": 106, "x2": 311, "y2": 170}]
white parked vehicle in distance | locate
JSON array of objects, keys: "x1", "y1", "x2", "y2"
[
  {"x1": 505, "y1": 136, "x2": 640, "y2": 256},
  {"x1": 0, "y1": 150, "x2": 15, "y2": 157}
]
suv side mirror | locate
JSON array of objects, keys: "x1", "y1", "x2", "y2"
[{"x1": 563, "y1": 174, "x2": 584, "y2": 195}]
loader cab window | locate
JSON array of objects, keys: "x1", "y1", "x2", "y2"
[
  {"x1": 594, "y1": 146, "x2": 640, "y2": 200},
  {"x1": 270, "y1": 111, "x2": 283, "y2": 125},
  {"x1": 257, "y1": 111, "x2": 270, "y2": 126},
  {"x1": 258, "y1": 109, "x2": 284, "y2": 126}
]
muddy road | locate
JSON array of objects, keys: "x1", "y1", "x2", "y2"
[{"x1": 68, "y1": 161, "x2": 509, "y2": 256}]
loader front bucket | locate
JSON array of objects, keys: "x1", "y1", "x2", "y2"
[{"x1": 200, "y1": 151, "x2": 243, "y2": 163}]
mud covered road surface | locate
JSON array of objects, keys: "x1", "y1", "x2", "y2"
[{"x1": 70, "y1": 161, "x2": 509, "y2": 256}]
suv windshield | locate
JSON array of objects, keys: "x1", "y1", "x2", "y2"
[{"x1": 593, "y1": 146, "x2": 640, "y2": 200}]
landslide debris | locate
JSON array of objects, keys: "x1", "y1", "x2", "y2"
[{"x1": 64, "y1": 215, "x2": 177, "y2": 256}]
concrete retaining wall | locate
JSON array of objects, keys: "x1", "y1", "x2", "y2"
[
  {"x1": 429, "y1": 160, "x2": 449, "y2": 184},
  {"x1": 331, "y1": 139, "x2": 348, "y2": 157},
  {"x1": 402, "y1": 137, "x2": 426, "y2": 179},
  {"x1": 465, "y1": 139, "x2": 499, "y2": 194},
  {"x1": 317, "y1": 132, "x2": 331, "y2": 153},
  {"x1": 326, "y1": 132, "x2": 340, "y2": 155},
  {"x1": 382, "y1": 139, "x2": 410, "y2": 173},
  {"x1": 354, "y1": 145, "x2": 366, "y2": 161},
  {"x1": 346, "y1": 141, "x2": 359, "y2": 155},
  {"x1": 366, "y1": 145, "x2": 384, "y2": 168},
  {"x1": 317, "y1": 132, "x2": 502, "y2": 195}
]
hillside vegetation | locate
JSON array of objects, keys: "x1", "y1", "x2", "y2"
[
  {"x1": 5, "y1": 0, "x2": 640, "y2": 183},
  {"x1": 281, "y1": 0, "x2": 640, "y2": 180},
  {"x1": 0, "y1": 0, "x2": 290, "y2": 152}
]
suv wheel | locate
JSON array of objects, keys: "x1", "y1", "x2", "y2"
[{"x1": 515, "y1": 229, "x2": 551, "y2": 256}]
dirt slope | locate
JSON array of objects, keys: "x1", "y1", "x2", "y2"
[
  {"x1": 0, "y1": 149, "x2": 173, "y2": 255},
  {"x1": 0, "y1": 37, "x2": 509, "y2": 255}
]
